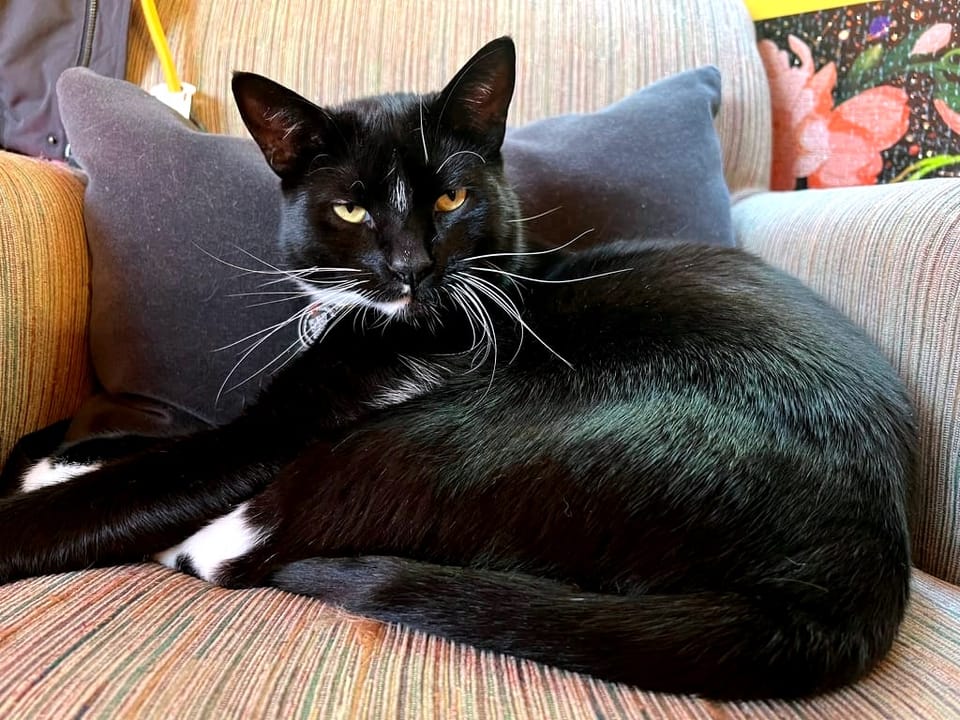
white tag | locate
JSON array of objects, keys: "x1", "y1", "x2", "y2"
[{"x1": 298, "y1": 302, "x2": 338, "y2": 348}]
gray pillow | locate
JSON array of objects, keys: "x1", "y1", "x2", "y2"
[{"x1": 56, "y1": 65, "x2": 731, "y2": 437}]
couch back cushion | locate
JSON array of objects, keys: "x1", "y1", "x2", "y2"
[{"x1": 124, "y1": 0, "x2": 771, "y2": 195}]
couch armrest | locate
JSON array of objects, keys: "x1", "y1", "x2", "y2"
[
  {"x1": 733, "y1": 180, "x2": 960, "y2": 585},
  {"x1": 0, "y1": 151, "x2": 93, "y2": 469}
]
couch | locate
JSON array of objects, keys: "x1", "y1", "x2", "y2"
[{"x1": 1, "y1": 0, "x2": 958, "y2": 717}]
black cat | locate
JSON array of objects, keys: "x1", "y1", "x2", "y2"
[{"x1": 1, "y1": 38, "x2": 915, "y2": 699}]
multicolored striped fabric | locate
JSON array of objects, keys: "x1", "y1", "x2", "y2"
[
  {"x1": 124, "y1": 0, "x2": 772, "y2": 195},
  {"x1": 0, "y1": 563, "x2": 957, "y2": 719},
  {"x1": 734, "y1": 179, "x2": 960, "y2": 585},
  {"x1": 0, "y1": 152, "x2": 92, "y2": 467}
]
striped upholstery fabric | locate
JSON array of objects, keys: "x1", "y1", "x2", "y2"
[
  {"x1": 0, "y1": 564, "x2": 957, "y2": 719},
  {"x1": 124, "y1": 0, "x2": 772, "y2": 195},
  {"x1": 0, "y1": 152, "x2": 92, "y2": 467},
  {"x1": 734, "y1": 179, "x2": 960, "y2": 585}
]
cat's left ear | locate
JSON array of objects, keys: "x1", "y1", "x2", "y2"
[
  {"x1": 436, "y1": 36, "x2": 516, "y2": 150},
  {"x1": 232, "y1": 72, "x2": 332, "y2": 177}
]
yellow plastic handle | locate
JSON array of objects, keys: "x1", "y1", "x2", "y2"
[{"x1": 140, "y1": 0, "x2": 181, "y2": 92}]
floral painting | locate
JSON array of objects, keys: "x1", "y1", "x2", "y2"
[{"x1": 756, "y1": 2, "x2": 960, "y2": 190}]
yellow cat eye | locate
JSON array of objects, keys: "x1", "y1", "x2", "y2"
[
  {"x1": 435, "y1": 188, "x2": 468, "y2": 213},
  {"x1": 333, "y1": 203, "x2": 368, "y2": 224}
]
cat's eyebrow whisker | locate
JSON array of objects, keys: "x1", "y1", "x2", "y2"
[
  {"x1": 418, "y1": 96, "x2": 429, "y2": 164},
  {"x1": 506, "y1": 206, "x2": 562, "y2": 224},
  {"x1": 460, "y1": 227, "x2": 595, "y2": 263},
  {"x1": 469, "y1": 265, "x2": 634, "y2": 285},
  {"x1": 436, "y1": 150, "x2": 486, "y2": 174}
]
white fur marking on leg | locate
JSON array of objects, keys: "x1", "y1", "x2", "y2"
[
  {"x1": 154, "y1": 502, "x2": 267, "y2": 583},
  {"x1": 20, "y1": 459, "x2": 101, "y2": 493}
]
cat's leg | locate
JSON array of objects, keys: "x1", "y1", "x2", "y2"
[
  {"x1": 0, "y1": 423, "x2": 285, "y2": 584},
  {"x1": 0, "y1": 318, "x2": 475, "y2": 585},
  {"x1": 18, "y1": 433, "x2": 172, "y2": 494},
  {"x1": 153, "y1": 499, "x2": 269, "y2": 580}
]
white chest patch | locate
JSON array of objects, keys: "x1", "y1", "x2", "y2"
[
  {"x1": 20, "y1": 459, "x2": 101, "y2": 493},
  {"x1": 368, "y1": 355, "x2": 446, "y2": 409},
  {"x1": 154, "y1": 501, "x2": 268, "y2": 583}
]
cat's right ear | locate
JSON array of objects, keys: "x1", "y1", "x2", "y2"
[{"x1": 232, "y1": 72, "x2": 329, "y2": 177}]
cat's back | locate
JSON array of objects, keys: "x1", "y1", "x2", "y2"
[
  {"x1": 531, "y1": 239, "x2": 905, "y2": 399},
  {"x1": 512, "y1": 239, "x2": 916, "y2": 494}
]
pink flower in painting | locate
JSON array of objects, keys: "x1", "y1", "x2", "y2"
[
  {"x1": 910, "y1": 23, "x2": 952, "y2": 56},
  {"x1": 934, "y1": 99, "x2": 960, "y2": 134},
  {"x1": 759, "y1": 35, "x2": 910, "y2": 189},
  {"x1": 910, "y1": 24, "x2": 960, "y2": 135}
]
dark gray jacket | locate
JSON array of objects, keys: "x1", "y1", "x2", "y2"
[{"x1": 0, "y1": 0, "x2": 130, "y2": 158}]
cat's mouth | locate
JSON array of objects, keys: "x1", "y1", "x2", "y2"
[{"x1": 379, "y1": 293, "x2": 413, "y2": 316}]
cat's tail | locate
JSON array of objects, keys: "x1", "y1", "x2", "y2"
[{"x1": 268, "y1": 555, "x2": 904, "y2": 699}]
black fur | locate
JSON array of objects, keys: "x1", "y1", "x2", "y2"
[{"x1": 0, "y1": 38, "x2": 915, "y2": 699}]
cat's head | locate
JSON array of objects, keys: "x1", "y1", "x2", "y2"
[{"x1": 232, "y1": 37, "x2": 522, "y2": 324}]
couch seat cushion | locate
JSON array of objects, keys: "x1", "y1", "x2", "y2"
[{"x1": 0, "y1": 566, "x2": 957, "y2": 719}]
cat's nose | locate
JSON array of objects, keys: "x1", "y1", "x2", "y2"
[{"x1": 389, "y1": 257, "x2": 434, "y2": 290}]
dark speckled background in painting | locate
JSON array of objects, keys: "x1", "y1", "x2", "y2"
[{"x1": 756, "y1": 1, "x2": 960, "y2": 185}]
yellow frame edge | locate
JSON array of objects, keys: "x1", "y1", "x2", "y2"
[{"x1": 745, "y1": 1, "x2": 860, "y2": 21}]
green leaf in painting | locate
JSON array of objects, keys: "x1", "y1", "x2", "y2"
[{"x1": 838, "y1": 44, "x2": 884, "y2": 103}]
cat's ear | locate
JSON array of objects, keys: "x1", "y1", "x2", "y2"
[
  {"x1": 232, "y1": 72, "x2": 330, "y2": 177},
  {"x1": 436, "y1": 36, "x2": 516, "y2": 149}
]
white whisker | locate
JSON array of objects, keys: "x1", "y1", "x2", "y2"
[
  {"x1": 455, "y1": 272, "x2": 525, "y2": 364},
  {"x1": 222, "y1": 333, "x2": 306, "y2": 397},
  {"x1": 456, "y1": 283, "x2": 498, "y2": 382},
  {"x1": 506, "y1": 206, "x2": 562, "y2": 224},
  {"x1": 469, "y1": 265, "x2": 633, "y2": 285},
  {"x1": 192, "y1": 243, "x2": 364, "y2": 285},
  {"x1": 436, "y1": 150, "x2": 486, "y2": 174},
  {"x1": 214, "y1": 311, "x2": 305, "y2": 353},
  {"x1": 450, "y1": 286, "x2": 489, "y2": 368},
  {"x1": 214, "y1": 304, "x2": 311, "y2": 405},
  {"x1": 447, "y1": 286, "x2": 479, "y2": 351},
  {"x1": 460, "y1": 228, "x2": 595, "y2": 263},
  {"x1": 244, "y1": 295, "x2": 315, "y2": 309},
  {"x1": 459, "y1": 272, "x2": 573, "y2": 370},
  {"x1": 418, "y1": 96, "x2": 429, "y2": 164},
  {"x1": 228, "y1": 290, "x2": 317, "y2": 298}
]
